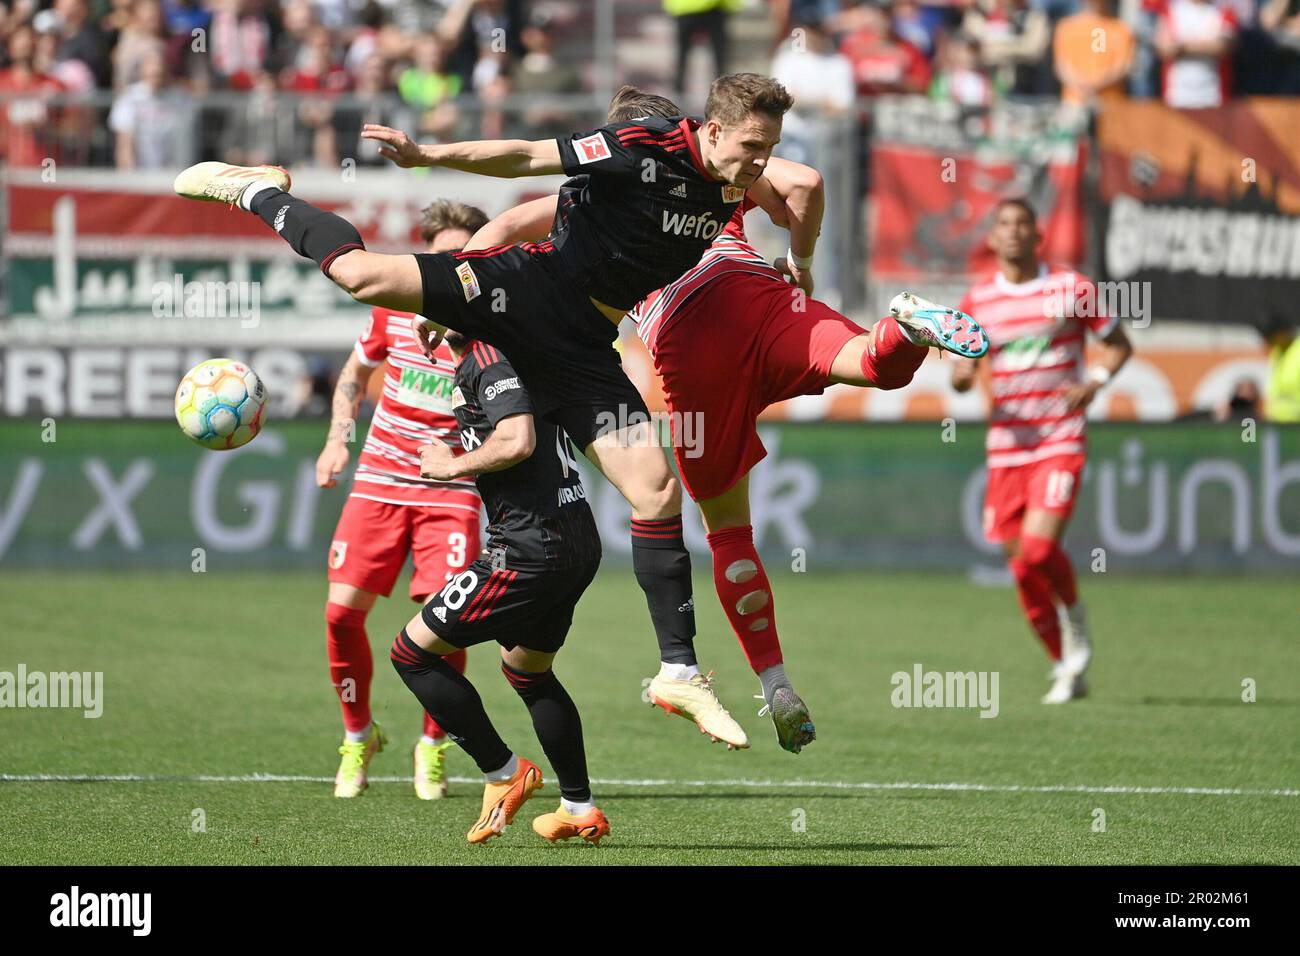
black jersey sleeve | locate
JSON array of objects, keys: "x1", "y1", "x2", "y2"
[
  {"x1": 556, "y1": 118, "x2": 683, "y2": 177},
  {"x1": 472, "y1": 356, "x2": 534, "y2": 428}
]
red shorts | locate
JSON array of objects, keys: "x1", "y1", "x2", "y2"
[
  {"x1": 983, "y1": 454, "x2": 1086, "y2": 543},
  {"x1": 328, "y1": 495, "x2": 481, "y2": 601},
  {"x1": 654, "y1": 273, "x2": 865, "y2": 501}
]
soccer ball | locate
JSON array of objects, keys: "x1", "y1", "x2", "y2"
[{"x1": 174, "y1": 358, "x2": 268, "y2": 450}]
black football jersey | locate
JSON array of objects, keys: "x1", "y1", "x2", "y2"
[
  {"x1": 452, "y1": 343, "x2": 601, "y2": 571},
  {"x1": 551, "y1": 115, "x2": 747, "y2": 310}
]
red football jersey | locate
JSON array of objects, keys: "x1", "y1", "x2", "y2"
[
  {"x1": 351, "y1": 307, "x2": 481, "y2": 511},
  {"x1": 959, "y1": 265, "x2": 1119, "y2": 469}
]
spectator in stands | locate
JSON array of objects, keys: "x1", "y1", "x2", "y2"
[
  {"x1": 281, "y1": 25, "x2": 349, "y2": 166},
  {"x1": 221, "y1": 66, "x2": 282, "y2": 166},
  {"x1": 891, "y1": 0, "x2": 944, "y2": 58},
  {"x1": 112, "y1": 0, "x2": 167, "y2": 90},
  {"x1": 664, "y1": 0, "x2": 739, "y2": 92},
  {"x1": 839, "y1": 1, "x2": 932, "y2": 96},
  {"x1": 962, "y1": 0, "x2": 1052, "y2": 96},
  {"x1": 929, "y1": 30, "x2": 996, "y2": 105},
  {"x1": 769, "y1": 0, "x2": 844, "y2": 54},
  {"x1": 52, "y1": 0, "x2": 110, "y2": 87},
  {"x1": 1154, "y1": 0, "x2": 1238, "y2": 107},
  {"x1": 510, "y1": 11, "x2": 584, "y2": 138},
  {"x1": 338, "y1": 51, "x2": 401, "y2": 164},
  {"x1": 0, "y1": 23, "x2": 64, "y2": 167},
  {"x1": 1262, "y1": 313, "x2": 1300, "y2": 423},
  {"x1": 772, "y1": 13, "x2": 856, "y2": 125},
  {"x1": 209, "y1": 0, "x2": 271, "y2": 89},
  {"x1": 272, "y1": 0, "x2": 317, "y2": 75},
  {"x1": 1054, "y1": 0, "x2": 1136, "y2": 106},
  {"x1": 1261, "y1": 0, "x2": 1300, "y2": 93},
  {"x1": 1213, "y1": 377, "x2": 1261, "y2": 422},
  {"x1": 109, "y1": 50, "x2": 192, "y2": 167},
  {"x1": 436, "y1": 0, "x2": 523, "y2": 92},
  {"x1": 398, "y1": 34, "x2": 461, "y2": 141},
  {"x1": 161, "y1": 0, "x2": 212, "y2": 38}
]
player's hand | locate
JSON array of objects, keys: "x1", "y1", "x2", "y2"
[
  {"x1": 411, "y1": 315, "x2": 447, "y2": 360},
  {"x1": 788, "y1": 260, "x2": 814, "y2": 297},
  {"x1": 419, "y1": 439, "x2": 459, "y2": 481},
  {"x1": 1062, "y1": 381, "x2": 1101, "y2": 412},
  {"x1": 316, "y1": 439, "x2": 350, "y2": 489},
  {"x1": 361, "y1": 124, "x2": 427, "y2": 168},
  {"x1": 951, "y1": 358, "x2": 978, "y2": 393}
]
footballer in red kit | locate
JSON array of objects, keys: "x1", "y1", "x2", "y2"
[
  {"x1": 315, "y1": 200, "x2": 489, "y2": 799},
  {"x1": 953, "y1": 198, "x2": 1134, "y2": 704}
]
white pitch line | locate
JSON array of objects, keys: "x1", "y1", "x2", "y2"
[{"x1": 1, "y1": 774, "x2": 1296, "y2": 798}]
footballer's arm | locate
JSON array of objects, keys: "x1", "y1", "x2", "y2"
[
  {"x1": 748, "y1": 156, "x2": 824, "y2": 293},
  {"x1": 362, "y1": 125, "x2": 563, "y2": 178},
  {"x1": 419, "y1": 414, "x2": 537, "y2": 481},
  {"x1": 316, "y1": 350, "x2": 375, "y2": 488},
  {"x1": 1064, "y1": 325, "x2": 1133, "y2": 412},
  {"x1": 465, "y1": 195, "x2": 560, "y2": 250},
  {"x1": 951, "y1": 357, "x2": 979, "y2": 393}
]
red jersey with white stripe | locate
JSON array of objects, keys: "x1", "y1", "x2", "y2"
[
  {"x1": 632, "y1": 197, "x2": 787, "y2": 355},
  {"x1": 351, "y1": 307, "x2": 481, "y2": 511},
  {"x1": 959, "y1": 265, "x2": 1119, "y2": 470}
]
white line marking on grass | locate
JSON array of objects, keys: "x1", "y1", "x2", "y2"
[{"x1": 1, "y1": 774, "x2": 1296, "y2": 798}]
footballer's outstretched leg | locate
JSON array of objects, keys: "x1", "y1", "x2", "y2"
[{"x1": 174, "y1": 162, "x2": 425, "y2": 314}]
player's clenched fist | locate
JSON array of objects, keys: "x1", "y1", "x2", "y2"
[
  {"x1": 316, "y1": 440, "x2": 351, "y2": 489},
  {"x1": 411, "y1": 315, "x2": 447, "y2": 361},
  {"x1": 361, "y1": 124, "x2": 426, "y2": 168},
  {"x1": 419, "y1": 438, "x2": 459, "y2": 481}
]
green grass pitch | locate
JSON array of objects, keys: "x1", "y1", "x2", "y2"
[{"x1": 1, "y1": 570, "x2": 1296, "y2": 865}]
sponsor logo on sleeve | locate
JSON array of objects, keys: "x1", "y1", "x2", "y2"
[
  {"x1": 451, "y1": 386, "x2": 466, "y2": 408},
  {"x1": 483, "y1": 377, "x2": 520, "y2": 401},
  {"x1": 574, "y1": 132, "x2": 611, "y2": 164},
  {"x1": 455, "y1": 261, "x2": 481, "y2": 302}
]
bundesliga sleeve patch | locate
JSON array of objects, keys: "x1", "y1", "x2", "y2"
[
  {"x1": 573, "y1": 132, "x2": 611, "y2": 165},
  {"x1": 455, "y1": 261, "x2": 482, "y2": 302}
]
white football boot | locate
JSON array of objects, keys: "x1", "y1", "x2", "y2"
[
  {"x1": 1058, "y1": 602, "x2": 1093, "y2": 679},
  {"x1": 1042, "y1": 663, "x2": 1088, "y2": 705}
]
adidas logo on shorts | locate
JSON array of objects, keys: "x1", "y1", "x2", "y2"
[
  {"x1": 669, "y1": 183, "x2": 688, "y2": 199},
  {"x1": 431, "y1": 606, "x2": 447, "y2": 623}
]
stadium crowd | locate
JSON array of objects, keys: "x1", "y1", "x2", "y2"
[{"x1": 0, "y1": 0, "x2": 1296, "y2": 168}]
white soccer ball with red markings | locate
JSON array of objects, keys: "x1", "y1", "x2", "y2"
[{"x1": 174, "y1": 358, "x2": 268, "y2": 450}]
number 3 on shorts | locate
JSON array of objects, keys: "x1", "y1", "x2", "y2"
[
  {"x1": 1044, "y1": 469, "x2": 1075, "y2": 509},
  {"x1": 439, "y1": 569, "x2": 479, "y2": 610}
]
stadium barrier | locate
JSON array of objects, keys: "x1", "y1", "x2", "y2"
[{"x1": 2, "y1": 420, "x2": 1296, "y2": 575}]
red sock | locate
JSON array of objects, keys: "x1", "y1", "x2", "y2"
[
  {"x1": 1021, "y1": 535, "x2": 1079, "y2": 607},
  {"x1": 326, "y1": 603, "x2": 372, "y2": 733},
  {"x1": 859, "y1": 314, "x2": 927, "y2": 390},
  {"x1": 1008, "y1": 556, "x2": 1062, "y2": 660},
  {"x1": 706, "y1": 525, "x2": 783, "y2": 673},
  {"x1": 422, "y1": 648, "x2": 467, "y2": 739}
]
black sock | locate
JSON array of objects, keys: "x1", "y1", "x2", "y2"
[
  {"x1": 631, "y1": 515, "x2": 697, "y2": 666},
  {"x1": 390, "y1": 630, "x2": 511, "y2": 775},
  {"x1": 501, "y1": 663, "x2": 590, "y2": 803},
  {"x1": 250, "y1": 189, "x2": 365, "y2": 274}
]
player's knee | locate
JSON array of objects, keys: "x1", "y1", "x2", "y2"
[
  {"x1": 1019, "y1": 535, "x2": 1054, "y2": 570},
  {"x1": 633, "y1": 470, "x2": 680, "y2": 518},
  {"x1": 328, "y1": 251, "x2": 370, "y2": 298}
]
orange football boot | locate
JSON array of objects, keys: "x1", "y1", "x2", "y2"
[
  {"x1": 467, "y1": 757, "x2": 544, "y2": 844},
  {"x1": 532, "y1": 805, "x2": 611, "y2": 845}
]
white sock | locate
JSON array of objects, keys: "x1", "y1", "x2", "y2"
[
  {"x1": 561, "y1": 797, "x2": 595, "y2": 816},
  {"x1": 420, "y1": 734, "x2": 442, "y2": 746},
  {"x1": 758, "y1": 664, "x2": 789, "y2": 705},
  {"x1": 238, "y1": 180, "x2": 279, "y2": 212},
  {"x1": 658, "y1": 661, "x2": 700, "y2": 681},
  {"x1": 344, "y1": 723, "x2": 371, "y2": 744},
  {"x1": 483, "y1": 753, "x2": 518, "y2": 783}
]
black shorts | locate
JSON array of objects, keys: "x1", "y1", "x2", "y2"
[
  {"x1": 416, "y1": 244, "x2": 648, "y2": 450},
  {"x1": 420, "y1": 556, "x2": 600, "y2": 654}
]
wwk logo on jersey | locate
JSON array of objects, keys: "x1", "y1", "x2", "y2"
[
  {"x1": 574, "y1": 132, "x2": 610, "y2": 165},
  {"x1": 484, "y1": 377, "x2": 520, "y2": 401},
  {"x1": 455, "y1": 262, "x2": 481, "y2": 302}
]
